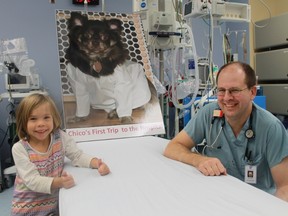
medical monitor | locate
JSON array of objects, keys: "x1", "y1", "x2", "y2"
[{"x1": 5, "y1": 73, "x2": 31, "y2": 92}]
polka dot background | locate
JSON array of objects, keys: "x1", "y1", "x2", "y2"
[{"x1": 56, "y1": 10, "x2": 153, "y2": 96}]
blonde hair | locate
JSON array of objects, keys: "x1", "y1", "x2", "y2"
[{"x1": 16, "y1": 93, "x2": 61, "y2": 140}]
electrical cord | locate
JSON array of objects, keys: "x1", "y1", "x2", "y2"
[
  {"x1": 0, "y1": 127, "x2": 9, "y2": 151},
  {"x1": 252, "y1": 0, "x2": 272, "y2": 28}
]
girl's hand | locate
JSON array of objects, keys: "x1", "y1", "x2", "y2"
[
  {"x1": 97, "y1": 159, "x2": 110, "y2": 176},
  {"x1": 61, "y1": 171, "x2": 75, "y2": 189}
]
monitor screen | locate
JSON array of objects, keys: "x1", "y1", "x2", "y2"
[
  {"x1": 184, "y1": 2, "x2": 192, "y2": 17},
  {"x1": 5, "y1": 73, "x2": 31, "y2": 91}
]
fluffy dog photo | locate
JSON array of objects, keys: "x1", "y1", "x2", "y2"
[{"x1": 64, "y1": 12, "x2": 155, "y2": 124}]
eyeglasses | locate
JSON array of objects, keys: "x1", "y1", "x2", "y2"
[{"x1": 216, "y1": 87, "x2": 249, "y2": 96}]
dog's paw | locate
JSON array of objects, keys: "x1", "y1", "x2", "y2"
[
  {"x1": 120, "y1": 116, "x2": 133, "y2": 124},
  {"x1": 66, "y1": 116, "x2": 88, "y2": 123},
  {"x1": 107, "y1": 110, "x2": 118, "y2": 119}
]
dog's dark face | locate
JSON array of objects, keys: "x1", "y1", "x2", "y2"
[{"x1": 65, "y1": 12, "x2": 129, "y2": 78}]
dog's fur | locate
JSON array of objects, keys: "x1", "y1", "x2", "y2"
[{"x1": 65, "y1": 12, "x2": 129, "y2": 78}]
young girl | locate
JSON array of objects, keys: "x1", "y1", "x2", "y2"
[{"x1": 11, "y1": 93, "x2": 110, "y2": 216}]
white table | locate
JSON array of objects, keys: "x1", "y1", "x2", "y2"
[{"x1": 59, "y1": 136, "x2": 288, "y2": 216}]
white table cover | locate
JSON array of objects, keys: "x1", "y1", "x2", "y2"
[{"x1": 59, "y1": 136, "x2": 288, "y2": 216}]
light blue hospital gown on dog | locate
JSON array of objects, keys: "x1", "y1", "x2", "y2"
[{"x1": 66, "y1": 60, "x2": 151, "y2": 118}]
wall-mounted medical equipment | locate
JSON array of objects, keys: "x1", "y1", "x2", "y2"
[
  {"x1": 4, "y1": 73, "x2": 40, "y2": 92},
  {"x1": 133, "y1": 0, "x2": 181, "y2": 49},
  {"x1": 133, "y1": 0, "x2": 201, "y2": 138},
  {"x1": 183, "y1": 0, "x2": 250, "y2": 22},
  {"x1": 0, "y1": 38, "x2": 41, "y2": 92}
]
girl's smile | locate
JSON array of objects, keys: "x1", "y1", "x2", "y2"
[{"x1": 27, "y1": 102, "x2": 54, "y2": 149}]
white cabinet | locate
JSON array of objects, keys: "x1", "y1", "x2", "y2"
[
  {"x1": 255, "y1": 48, "x2": 288, "y2": 81},
  {"x1": 254, "y1": 13, "x2": 288, "y2": 115},
  {"x1": 254, "y1": 13, "x2": 288, "y2": 50}
]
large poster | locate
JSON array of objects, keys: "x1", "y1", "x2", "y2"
[{"x1": 55, "y1": 10, "x2": 165, "y2": 142}]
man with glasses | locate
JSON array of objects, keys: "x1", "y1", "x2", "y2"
[{"x1": 164, "y1": 61, "x2": 288, "y2": 202}]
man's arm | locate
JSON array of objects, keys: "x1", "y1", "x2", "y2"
[
  {"x1": 163, "y1": 130, "x2": 227, "y2": 176},
  {"x1": 163, "y1": 130, "x2": 195, "y2": 162},
  {"x1": 271, "y1": 156, "x2": 288, "y2": 202}
]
